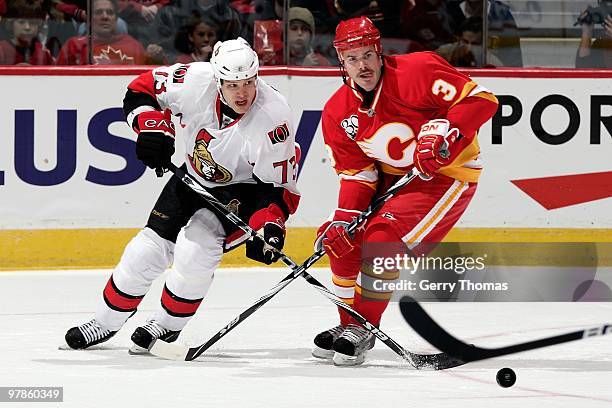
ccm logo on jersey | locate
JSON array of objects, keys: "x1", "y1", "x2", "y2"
[{"x1": 268, "y1": 123, "x2": 290, "y2": 144}]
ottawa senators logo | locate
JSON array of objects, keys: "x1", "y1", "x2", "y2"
[
  {"x1": 341, "y1": 115, "x2": 358, "y2": 140},
  {"x1": 172, "y1": 65, "x2": 189, "y2": 83},
  {"x1": 267, "y1": 123, "x2": 289, "y2": 144},
  {"x1": 188, "y1": 129, "x2": 233, "y2": 182}
]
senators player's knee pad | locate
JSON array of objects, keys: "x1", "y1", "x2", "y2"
[
  {"x1": 114, "y1": 227, "x2": 175, "y2": 292},
  {"x1": 170, "y1": 209, "x2": 225, "y2": 299}
]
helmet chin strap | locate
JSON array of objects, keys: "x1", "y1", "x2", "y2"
[{"x1": 216, "y1": 79, "x2": 228, "y2": 105}]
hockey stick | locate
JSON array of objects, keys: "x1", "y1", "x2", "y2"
[
  {"x1": 150, "y1": 164, "x2": 461, "y2": 369},
  {"x1": 399, "y1": 295, "x2": 612, "y2": 363}
]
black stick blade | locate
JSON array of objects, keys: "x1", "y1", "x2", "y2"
[
  {"x1": 400, "y1": 296, "x2": 479, "y2": 362},
  {"x1": 400, "y1": 296, "x2": 612, "y2": 364}
]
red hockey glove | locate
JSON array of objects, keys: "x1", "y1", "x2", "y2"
[
  {"x1": 413, "y1": 119, "x2": 458, "y2": 177},
  {"x1": 246, "y1": 204, "x2": 286, "y2": 265},
  {"x1": 135, "y1": 110, "x2": 175, "y2": 173},
  {"x1": 315, "y1": 209, "x2": 360, "y2": 259}
]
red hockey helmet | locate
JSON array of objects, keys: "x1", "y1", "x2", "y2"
[{"x1": 333, "y1": 16, "x2": 382, "y2": 55}]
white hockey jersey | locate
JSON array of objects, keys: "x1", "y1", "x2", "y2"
[{"x1": 127, "y1": 62, "x2": 299, "y2": 200}]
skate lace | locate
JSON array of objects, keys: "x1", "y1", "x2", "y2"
[
  {"x1": 141, "y1": 320, "x2": 169, "y2": 339},
  {"x1": 329, "y1": 325, "x2": 345, "y2": 338},
  {"x1": 341, "y1": 324, "x2": 371, "y2": 343},
  {"x1": 79, "y1": 320, "x2": 112, "y2": 344}
]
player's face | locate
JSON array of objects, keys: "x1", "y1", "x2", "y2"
[
  {"x1": 340, "y1": 45, "x2": 382, "y2": 92},
  {"x1": 11, "y1": 19, "x2": 41, "y2": 45},
  {"x1": 220, "y1": 77, "x2": 257, "y2": 114},
  {"x1": 92, "y1": 0, "x2": 117, "y2": 38}
]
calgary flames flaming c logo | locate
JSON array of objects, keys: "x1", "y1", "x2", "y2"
[{"x1": 188, "y1": 129, "x2": 233, "y2": 182}]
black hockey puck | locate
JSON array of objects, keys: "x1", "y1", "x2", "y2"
[{"x1": 496, "y1": 367, "x2": 516, "y2": 388}]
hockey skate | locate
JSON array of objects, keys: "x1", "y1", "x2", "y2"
[
  {"x1": 64, "y1": 319, "x2": 117, "y2": 350},
  {"x1": 312, "y1": 324, "x2": 345, "y2": 359},
  {"x1": 129, "y1": 320, "x2": 180, "y2": 354},
  {"x1": 332, "y1": 324, "x2": 375, "y2": 366}
]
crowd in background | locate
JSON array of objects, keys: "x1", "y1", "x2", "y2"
[{"x1": 0, "y1": 0, "x2": 608, "y2": 67}]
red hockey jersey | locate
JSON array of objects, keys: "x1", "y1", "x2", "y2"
[
  {"x1": 56, "y1": 34, "x2": 146, "y2": 65},
  {"x1": 0, "y1": 40, "x2": 54, "y2": 65},
  {"x1": 321, "y1": 51, "x2": 498, "y2": 210}
]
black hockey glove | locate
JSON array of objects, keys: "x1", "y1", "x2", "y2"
[
  {"x1": 135, "y1": 110, "x2": 175, "y2": 172},
  {"x1": 246, "y1": 205, "x2": 286, "y2": 265}
]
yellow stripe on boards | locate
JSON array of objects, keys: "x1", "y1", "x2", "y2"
[{"x1": 1, "y1": 227, "x2": 612, "y2": 270}]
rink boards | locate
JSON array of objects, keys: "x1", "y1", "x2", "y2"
[{"x1": 0, "y1": 67, "x2": 610, "y2": 269}]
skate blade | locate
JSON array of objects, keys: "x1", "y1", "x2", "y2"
[
  {"x1": 311, "y1": 346, "x2": 334, "y2": 360},
  {"x1": 128, "y1": 344, "x2": 150, "y2": 355},
  {"x1": 58, "y1": 344, "x2": 123, "y2": 351},
  {"x1": 333, "y1": 351, "x2": 366, "y2": 366}
]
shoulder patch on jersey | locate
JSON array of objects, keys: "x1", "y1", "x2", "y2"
[
  {"x1": 267, "y1": 123, "x2": 290, "y2": 144},
  {"x1": 341, "y1": 115, "x2": 359, "y2": 140},
  {"x1": 172, "y1": 64, "x2": 190, "y2": 83}
]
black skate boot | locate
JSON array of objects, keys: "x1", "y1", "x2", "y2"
[
  {"x1": 312, "y1": 325, "x2": 345, "y2": 359},
  {"x1": 129, "y1": 320, "x2": 180, "y2": 354},
  {"x1": 332, "y1": 324, "x2": 376, "y2": 366},
  {"x1": 65, "y1": 319, "x2": 117, "y2": 350}
]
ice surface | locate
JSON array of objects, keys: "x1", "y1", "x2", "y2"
[{"x1": 1, "y1": 268, "x2": 611, "y2": 408}]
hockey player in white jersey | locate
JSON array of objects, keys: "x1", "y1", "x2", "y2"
[{"x1": 64, "y1": 38, "x2": 300, "y2": 351}]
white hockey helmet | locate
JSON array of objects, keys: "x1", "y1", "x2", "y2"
[{"x1": 211, "y1": 37, "x2": 259, "y2": 102}]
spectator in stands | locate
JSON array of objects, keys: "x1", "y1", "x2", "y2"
[
  {"x1": 56, "y1": 0, "x2": 146, "y2": 64},
  {"x1": 44, "y1": 0, "x2": 78, "y2": 58},
  {"x1": 435, "y1": 16, "x2": 503, "y2": 67},
  {"x1": 230, "y1": 0, "x2": 252, "y2": 14},
  {"x1": 250, "y1": 0, "x2": 334, "y2": 66},
  {"x1": 400, "y1": 0, "x2": 460, "y2": 50},
  {"x1": 287, "y1": 7, "x2": 329, "y2": 66},
  {"x1": 250, "y1": 0, "x2": 281, "y2": 22},
  {"x1": 229, "y1": 0, "x2": 253, "y2": 40},
  {"x1": 153, "y1": 0, "x2": 242, "y2": 62},
  {"x1": 117, "y1": 0, "x2": 169, "y2": 44},
  {"x1": 0, "y1": 0, "x2": 53, "y2": 65},
  {"x1": 174, "y1": 12, "x2": 220, "y2": 63},
  {"x1": 454, "y1": 0, "x2": 523, "y2": 66},
  {"x1": 48, "y1": 0, "x2": 86, "y2": 23},
  {"x1": 576, "y1": 7, "x2": 612, "y2": 67},
  {"x1": 0, "y1": 0, "x2": 8, "y2": 41},
  {"x1": 335, "y1": 0, "x2": 415, "y2": 37}
]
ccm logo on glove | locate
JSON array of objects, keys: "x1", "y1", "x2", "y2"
[
  {"x1": 142, "y1": 118, "x2": 175, "y2": 132},
  {"x1": 135, "y1": 110, "x2": 176, "y2": 171}
]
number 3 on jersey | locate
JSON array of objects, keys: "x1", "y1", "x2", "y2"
[{"x1": 432, "y1": 79, "x2": 457, "y2": 101}]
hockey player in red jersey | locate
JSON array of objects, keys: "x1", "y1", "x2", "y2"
[
  {"x1": 64, "y1": 38, "x2": 300, "y2": 352},
  {"x1": 313, "y1": 17, "x2": 498, "y2": 366}
]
